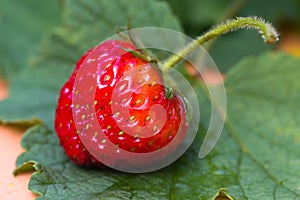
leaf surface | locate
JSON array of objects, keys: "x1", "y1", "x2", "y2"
[{"x1": 0, "y1": 0, "x2": 61, "y2": 78}]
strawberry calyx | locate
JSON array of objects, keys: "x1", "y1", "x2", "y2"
[{"x1": 120, "y1": 47, "x2": 158, "y2": 63}]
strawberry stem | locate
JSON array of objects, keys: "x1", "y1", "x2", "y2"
[{"x1": 161, "y1": 16, "x2": 279, "y2": 71}]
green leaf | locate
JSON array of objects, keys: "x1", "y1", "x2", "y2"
[
  {"x1": 224, "y1": 52, "x2": 300, "y2": 199},
  {"x1": 16, "y1": 125, "x2": 68, "y2": 170},
  {"x1": 63, "y1": 0, "x2": 182, "y2": 36},
  {"x1": 0, "y1": 64, "x2": 71, "y2": 127},
  {"x1": 15, "y1": 52, "x2": 300, "y2": 199},
  {"x1": 17, "y1": 125, "x2": 226, "y2": 200},
  {"x1": 0, "y1": 0, "x2": 182, "y2": 127},
  {"x1": 13, "y1": 161, "x2": 39, "y2": 176},
  {"x1": 0, "y1": 0, "x2": 61, "y2": 78}
]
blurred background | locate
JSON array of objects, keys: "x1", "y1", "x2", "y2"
[
  {"x1": 1, "y1": 0, "x2": 300, "y2": 79},
  {"x1": 166, "y1": 0, "x2": 300, "y2": 72}
]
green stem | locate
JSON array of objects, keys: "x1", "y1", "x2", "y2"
[{"x1": 161, "y1": 16, "x2": 279, "y2": 71}]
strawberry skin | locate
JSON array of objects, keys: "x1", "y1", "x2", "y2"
[{"x1": 55, "y1": 40, "x2": 187, "y2": 167}]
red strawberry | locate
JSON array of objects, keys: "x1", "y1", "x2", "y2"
[{"x1": 55, "y1": 40, "x2": 187, "y2": 168}]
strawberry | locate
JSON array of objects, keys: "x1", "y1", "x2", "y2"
[{"x1": 55, "y1": 40, "x2": 187, "y2": 168}]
